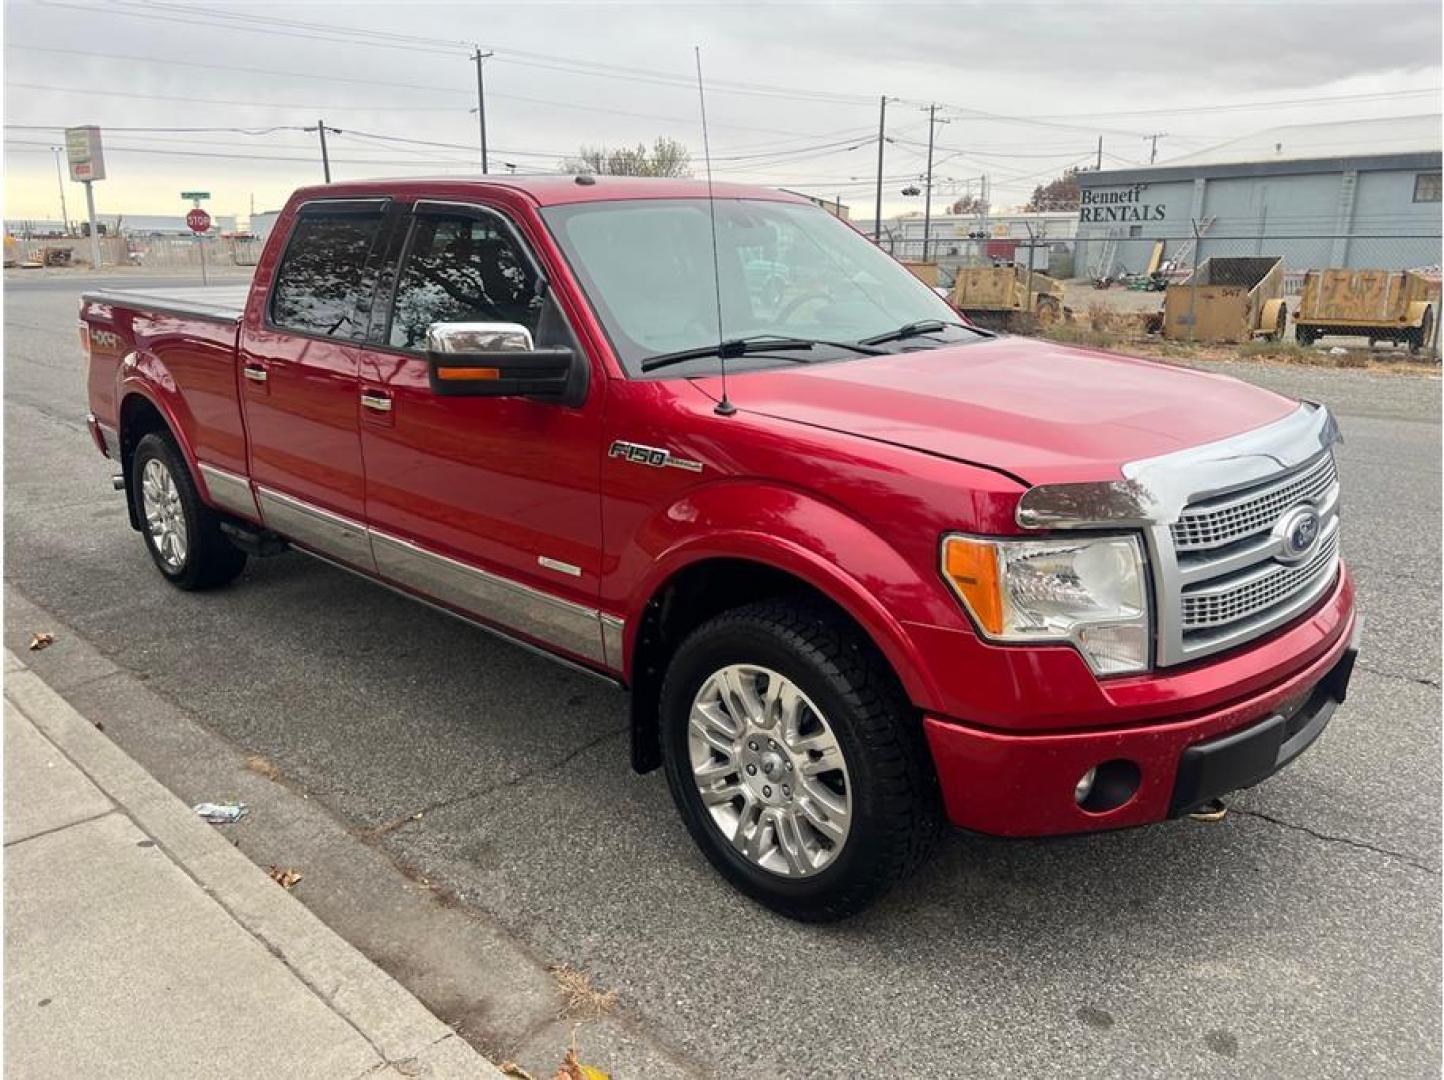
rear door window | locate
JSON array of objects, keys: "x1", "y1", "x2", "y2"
[
  {"x1": 386, "y1": 211, "x2": 543, "y2": 351},
  {"x1": 269, "y1": 208, "x2": 385, "y2": 340}
]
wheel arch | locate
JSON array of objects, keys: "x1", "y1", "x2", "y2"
[
  {"x1": 116, "y1": 384, "x2": 198, "y2": 530},
  {"x1": 623, "y1": 539, "x2": 941, "y2": 775}
]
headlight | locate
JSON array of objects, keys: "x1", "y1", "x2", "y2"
[{"x1": 941, "y1": 533, "x2": 1150, "y2": 675}]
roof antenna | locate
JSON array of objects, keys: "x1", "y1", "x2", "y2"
[{"x1": 694, "y1": 45, "x2": 735, "y2": 417}]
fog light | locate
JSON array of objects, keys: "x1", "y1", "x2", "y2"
[{"x1": 1074, "y1": 767, "x2": 1097, "y2": 804}]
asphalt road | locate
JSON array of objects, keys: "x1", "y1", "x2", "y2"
[{"x1": 5, "y1": 274, "x2": 1441, "y2": 1078}]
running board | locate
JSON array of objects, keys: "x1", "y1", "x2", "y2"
[{"x1": 219, "y1": 520, "x2": 289, "y2": 558}]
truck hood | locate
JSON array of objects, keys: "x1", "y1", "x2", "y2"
[{"x1": 702, "y1": 337, "x2": 1297, "y2": 486}]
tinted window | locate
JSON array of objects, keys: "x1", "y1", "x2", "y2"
[
  {"x1": 541, "y1": 198, "x2": 966, "y2": 377},
  {"x1": 1414, "y1": 172, "x2": 1442, "y2": 203},
  {"x1": 387, "y1": 212, "x2": 542, "y2": 351},
  {"x1": 269, "y1": 211, "x2": 384, "y2": 339}
]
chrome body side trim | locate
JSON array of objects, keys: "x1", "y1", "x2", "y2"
[
  {"x1": 599, "y1": 613, "x2": 626, "y2": 671},
  {"x1": 256, "y1": 487, "x2": 377, "y2": 572},
  {"x1": 250, "y1": 486, "x2": 621, "y2": 672},
  {"x1": 369, "y1": 530, "x2": 607, "y2": 665},
  {"x1": 198, "y1": 463, "x2": 259, "y2": 519},
  {"x1": 296, "y1": 546, "x2": 623, "y2": 688}
]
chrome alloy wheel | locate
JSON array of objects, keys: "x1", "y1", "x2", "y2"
[
  {"x1": 687, "y1": 664, "x2": 852, "y2": 878},
  {"x1": 140, "y1": 458, "x2": 188, "y2": 571}
]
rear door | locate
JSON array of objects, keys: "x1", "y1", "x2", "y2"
[
  {"x1": 238, "y1": 199, "x2": 388, "y2": 571},
  {"x1": 353, "y1": 198, "x2": 610, "y2": 668}
]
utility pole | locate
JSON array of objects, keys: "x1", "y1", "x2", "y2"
[
  {"x1": 921, "y1": 104, "x2": 948, "y2": 263},
  {"x1": 1096, "y1": 135, "x2": 1103, "y2": 171},
  {"x1": 873, "y1": 95, "x2": 887, "y2": 242},
  {"x1": 50, "y1": 146, "x2": 70, "y2": 235},
  {"x1": 305, "y1": 120, "x2": 340, "y2": 182},
  {"x1": 1145, "y1": 132, "x2": 1167, "y2": 164},
  {"x1": 472, "y1": 48, "x2": 494, "y2": 173}
]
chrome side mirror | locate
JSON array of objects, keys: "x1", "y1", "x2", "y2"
[
  {"x1": 424, "y1": 321, "x2": 577, "y2": 400},
  {"x1": 426, "y1": 322, "x2": 535, "y2": 354}
]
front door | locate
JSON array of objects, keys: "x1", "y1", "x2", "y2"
[
  {"x1": 239, "y1": 199, "x2": 389, "y2": 571},
  {"x1": 355, "y1": 199, "x2": 609, "y2": 667}
]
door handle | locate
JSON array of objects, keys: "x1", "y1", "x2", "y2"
[
  {"x1": 242, "y1": 363, "x2": 268, "y2": 384},
  {"x1": 360, "y1": 390, "x2": 392, "y2": 413}
]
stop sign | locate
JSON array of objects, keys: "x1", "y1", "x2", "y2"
[{"x1": 185, "y1": 208, "x2": 211, "y2": 234}]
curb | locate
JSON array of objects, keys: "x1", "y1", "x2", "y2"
[{"x1": 4, "y1": 649, "x2": 503, "y2": 1079}]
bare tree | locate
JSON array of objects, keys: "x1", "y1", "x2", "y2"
[
  {"x1": 1025, "y1": 168, "x2": 1082, "y2": 212},
  {"x1": 563, "y1": 137, "x2": 693, "y2": 178},
  {"x1": 948, "y1": 194, "x2": 987, "y2": 216}
]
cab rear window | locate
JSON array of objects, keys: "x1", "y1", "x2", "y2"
[{"x1": 269, "y1": 210, "x2": 384, "y2": 340}]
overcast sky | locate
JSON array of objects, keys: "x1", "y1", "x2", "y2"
[{"x1": 3, "y1": 0, "x2": 1440, "y2": 225}]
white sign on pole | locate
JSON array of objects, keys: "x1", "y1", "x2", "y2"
[{"x1": 65, "y1": 126, "x2": 106, "y2": 182}]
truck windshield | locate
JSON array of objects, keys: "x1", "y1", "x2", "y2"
[{"x1": 541, "y1": 198, "x2": 973, "y2": 378}]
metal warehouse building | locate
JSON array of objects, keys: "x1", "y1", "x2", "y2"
[{"x1": 1075, "y1": 114, "x2": 1442, "y2": 280}]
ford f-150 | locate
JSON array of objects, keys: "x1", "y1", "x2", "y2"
[{"x1": 82, "y1": 177, "x2": 1359, "y2": 920}]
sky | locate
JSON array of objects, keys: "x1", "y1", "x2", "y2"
[{"x1": 3, "y1": 0, "x2": 1441, "y2": 228}]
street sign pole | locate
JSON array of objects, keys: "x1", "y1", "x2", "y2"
[
  {"x1": 84, "y1": 180, "x2": 100, "y2": 270},
  {"x1": 184, "y1": 195, "x2": 212, "y2": 286}
]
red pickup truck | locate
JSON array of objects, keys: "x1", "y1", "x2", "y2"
[{"x1": 82, "y1": 177, "x2": 1358, "y2": 920}]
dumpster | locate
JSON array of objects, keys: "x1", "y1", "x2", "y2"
[
  {"x1": 1293, "y1": 269, "x2": 1439, "y2": 353},
  {"x1": 948, "y1": 264, "x2": 1066, "y2": 329},
  {"x1": 1163, "y1": 256, "x2": 1287, "y2": 344}
]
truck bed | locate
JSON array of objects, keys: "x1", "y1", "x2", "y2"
[{"x1": 83, "y1": 284, "x2": 251, "y2": 324}]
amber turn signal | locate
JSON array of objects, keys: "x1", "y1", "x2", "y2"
[
  {"x1": 436, "y1": 366, "x2": 501, "y2": 381},
  {"x1": 942, "y1": 536, "x2": 1004, "y2": 635}
]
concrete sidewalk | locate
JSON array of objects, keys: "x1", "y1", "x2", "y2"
[{"x1": 3, "y1": 650, "x2": 502, "y2": 1079}]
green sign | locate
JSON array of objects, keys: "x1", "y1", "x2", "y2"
[{"x1": 180, "y1": 191, "x2": 211, "y2": 200}]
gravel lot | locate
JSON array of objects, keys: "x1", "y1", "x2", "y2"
[{"x1": 5, "y1": 273, "x2": 1440, "y2": 1078}]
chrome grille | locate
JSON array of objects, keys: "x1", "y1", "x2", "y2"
[
  {"x1": 1181, "y1": 527, "x2": 1340, "y2": 631},
  {"x1": 1171, "y1": 453, "x2": 1337, "y2": 551}
]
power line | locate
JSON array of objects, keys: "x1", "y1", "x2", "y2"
[
  {"x1": 44, "y1": 0, "x2": 878, "y2": 107},
  {"x1": 5, "y1": 81, "x2": 467, "y2": 112}
]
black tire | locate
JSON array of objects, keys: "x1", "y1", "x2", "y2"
[
  {"x1": 1409, "y1": 308, "x2": 1433, "y2": 355},
  {"x1": 130, "y1": 432, "x2": 247, "y2": 590},
  {"x1": 1295, "y1": 325, "x2": 1319, "y2": 347},
  {"x1": 659, "y1": 599, "x2": 940, "y2": 921}
]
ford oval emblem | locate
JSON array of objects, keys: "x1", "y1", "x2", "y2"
[{"x1": 1276, "y1": 506, "x2": 1321, "y2": 562}]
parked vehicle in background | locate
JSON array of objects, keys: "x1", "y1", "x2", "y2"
[
  {"x1": 1163, "y1": 256, "x2": 1288, "y2": 343},
  {"x1": 1294, "y1": 268, "x2": 1438, "y2": 352},
  {"x1": 81, "y1": 176, "x2": 1359, "y2": 920},
  {"x1": 947, "y1": 264, "x2": 1066, "y2": 329}
]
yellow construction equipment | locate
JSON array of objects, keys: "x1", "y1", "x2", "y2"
[
  {"x1": 1294, "y1": 269, "x2": 1439, "y2": 353},
  {"x1": 947, "y1": 264, "x2": 1066, "y2": 329},
  {"x1": 1163, "y1": 256, "x2": 1287, "y2": 344}
]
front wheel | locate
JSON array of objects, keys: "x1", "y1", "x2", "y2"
[
  {"x1": 660, "y1": 600, "x2": 939, "y2": 921},
  {"x1": 131, "y1": 432, "x2": 247, "y2": 590}
]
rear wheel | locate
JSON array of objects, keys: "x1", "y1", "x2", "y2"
[
  {"x1": 1295, "y1": 325, "x2": 1320, "y2": 347},
  {"x1": 131, "y1": 432, "x2": 247, "y2": 590},
  {"x1": 659, "y1": 599, "x2": 939, "y2": 921},
  {"x1": 1409, "y1": 307, "x2": 1434, "y2": 355}
]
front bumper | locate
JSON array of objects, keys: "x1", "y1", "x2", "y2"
[{"x1": 922, "y1": 597, "x2": 1359, "y2": 837}]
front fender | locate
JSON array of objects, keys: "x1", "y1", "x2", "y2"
[{"x1": 619, "y1": 480, "x2": 956, "y2": 711}]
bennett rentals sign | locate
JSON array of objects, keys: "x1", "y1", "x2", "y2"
[
  {"x1": 1079, "y1": 184, "x2": 1165, "y2": 224},
  {"x1": 65, "y1": 126, "x2": 106, "y2": 182}
]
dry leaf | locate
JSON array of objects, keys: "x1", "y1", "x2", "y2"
[
  {"x1": 499, "y1": 1063, "x2": 536, "y2": 1080},
  {"x1": 244, "y1": 755, "x2": 283, "y2": 781},
  {"x1": 267, "y1": 865, "x2": 302, "y2": 889},
  {"x1": 550, "y1": 1049, "x2": 610, "y2": 1080},
  {"x1": 28, "y1": 632, "x2": 55, "y2": 652}
]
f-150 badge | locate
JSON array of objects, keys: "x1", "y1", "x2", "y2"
[{"x1": 608, "y1": 440, "x2": 703, "y2": 473}]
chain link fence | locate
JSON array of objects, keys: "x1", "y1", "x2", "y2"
[
  {"x1": 902, "y1": 228, "x2": 1442, "y2": 360},
  {"x1": 5, "y1": 234, "x2": 262, "y2": 269}
]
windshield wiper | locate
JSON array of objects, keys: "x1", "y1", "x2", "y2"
[
  {"x1": 640, "y1": 335, "x2": 884, "y2": 373},
  {"x1": 858, "y1": 319, "x2": 993, "y2": 346}
]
